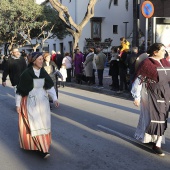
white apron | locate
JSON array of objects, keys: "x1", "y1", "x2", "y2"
[{"x1": 27, "y1": 78, "x2": 51, "y2": 137}]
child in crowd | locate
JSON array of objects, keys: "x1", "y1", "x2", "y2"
[{"x1": 58, "y1": 65, "x2": 67, "y2": 87}]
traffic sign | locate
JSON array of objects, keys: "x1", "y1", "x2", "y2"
[{"x1": 141, "y1": 1, "x2": 154, "y2": 18}]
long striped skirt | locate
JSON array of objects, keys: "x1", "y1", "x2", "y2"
[{"x1": 19, "y1": 96, "x2": 51, "y2": 153}]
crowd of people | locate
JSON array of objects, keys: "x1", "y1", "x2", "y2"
[{"x1": 0, "y1": 38, "x2": 170, "y2": 158}]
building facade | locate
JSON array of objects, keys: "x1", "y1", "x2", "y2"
[
  {"x1": 0, "y1": 0, "x2": 150, "y2": 54},
  {"x1": 41, "y1": 0, "x2": 134, "y2": 54}
]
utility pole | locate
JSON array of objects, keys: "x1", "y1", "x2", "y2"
[{"x1": 132, "y1": 0, "x2": 140, "y2": 47}]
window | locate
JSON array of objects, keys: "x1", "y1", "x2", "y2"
[
  {"x1": 113, "y1": 25, "x2": 118, "y2": 34},
  {"x1": 60, "y1": 43, "x2": 64, "y2": 56},
  {"x1": 68, "y1": 41, "x2": 73, "y2": 54},
  {"x1": 53, "y1": 44, "x2": 56, "y2": 51},
  {"x1": 114, "y1": 0, "x2": 118, "y2": 5}
]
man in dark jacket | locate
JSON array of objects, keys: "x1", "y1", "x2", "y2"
[
  {"x1": 126, "y1": 46, "x2": 138, "y2": 90},
  {"x1": 117, "y1": 51, "x2": 128, "y2": 93},
  {"x1": 2, "y1": 48, "x2": 27, "y2": 88},
  {"x1": 55, "y1": 51, "x2": 63, "y2": 70}
]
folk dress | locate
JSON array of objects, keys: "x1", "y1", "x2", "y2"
[
  {"x1": 131, "y1": 58, "x2": 170, "y2": 143},
  {"x1": 16, "y1": 67, "x2": 57, "y2": 153}
]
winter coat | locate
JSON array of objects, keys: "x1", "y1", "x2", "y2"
[{"x1": 84, "y1": 52, "x2": 94, "y2": 77}]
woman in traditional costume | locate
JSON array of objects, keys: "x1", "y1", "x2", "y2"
[
  {"x1": 16, "y1": 52, "x2": 59, "y2": 158},
  {"x1": 131, "y1": 43, "x2": 170, "y2": 156}
]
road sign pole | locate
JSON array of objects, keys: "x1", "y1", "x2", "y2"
[{"x1": 145, "y1": 18, "x2": 148, "y2": 51}]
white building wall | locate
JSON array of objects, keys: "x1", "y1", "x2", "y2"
[
  {"x1": 1, "y1": 0, "x2": 134, "y2": 54},
  {"x1": 51, "y1": 0, "x2": 134, "y2": 53}
]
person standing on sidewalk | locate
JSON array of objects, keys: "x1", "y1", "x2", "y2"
[
  {"x1": 117, "y1": 51, "x2": 128, "y2": 93},
  {"x1": 51, "y1": 50, "x2": 56, "y2": 61},
  {"x1": 95, "y1": 47, "x2": 106, "y2": 87},
  {"x1": 62, "y1": 52, "x2": 72, "y2": 82},
  {"x1": 2, "y1": 48, "x2": 27, "y2": 91},
  {"x1": 16, "y1": 52, "x2": 59, "y2": 158},
  {"x1": 83, "y1": 48, "x2": 94, "y2": 85},
  {"x1": 109, "y1": 47, "x2": 119, "y2": 91},
  {"x1": 74, "y1": 49, "x2": 84, "y2": 83},
  {"x1": 126, "y1": 46, "x2": 139, "y2": 91}
]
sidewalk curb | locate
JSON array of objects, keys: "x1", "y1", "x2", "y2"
[{"x1": 65, "y1": 82, "x2": 133, "y2": 100}]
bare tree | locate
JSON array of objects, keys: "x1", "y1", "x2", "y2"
[{"x1": 49, "y1": 0, "x2": 97, "y2": 50}]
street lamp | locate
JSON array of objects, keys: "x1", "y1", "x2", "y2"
[{"x1": 123, "y1": 22, "x2": 129, "y2": 39}]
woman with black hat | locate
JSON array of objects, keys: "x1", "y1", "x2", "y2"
[{"x1": 15, "y1": 52, "x2": 59, "y2": 158}]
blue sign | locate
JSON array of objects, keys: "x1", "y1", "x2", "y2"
[{"x1": 141, "y1": 1, "x2": 154, "y2": 18}]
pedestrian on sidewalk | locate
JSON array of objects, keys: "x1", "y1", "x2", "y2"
[
  {"x1": 92, "y1": 49, "x2": 97, "y2": 85},
  {"x1": 109, "y1": 47, "x2": 119, "y2": 91},
  {"x1": 58, "y1": 65, "x2": 67, "y2": 87},
  {"x1": 95, "y1": 47, "x2": 106, "y2": 87},
  {"x1": 55, "y1": 51, "x2": 63, "y2": 70},
  {"x1": 83, "y1": 48, "x2": 94, "y2": 85},
  {"x1": 16, "y1": 52, "x2": 59, "y2": 159},
  {"x1": 74, "y1": 49, "x2": 84, "y2": 83},
  {"x1": 131, "y1": 43, "x2": 170, "y2": 157},
  {"x1": 117, "y1": 51, "x2": 128, "y2": 93},
  {"x1": 2, "y1": 48, "x2": 27, "y2": 92},
  {"x1": 62, "y1": 52, "x2": 72, "y2": 82},
  {"x1": 126, "y1": 46, "x2": 139, "y2": 91},
  {"x1": 51, "y1": 50, "x2": 56, "y2": 61}
]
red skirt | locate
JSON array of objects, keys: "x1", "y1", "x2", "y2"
[{"x1": 18, "y1": 96, "x2": 51, "y2": 153}]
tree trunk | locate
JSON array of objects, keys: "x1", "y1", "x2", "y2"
[{"x1": 49, "y1": 0, "x2": 97, "y2": 52}]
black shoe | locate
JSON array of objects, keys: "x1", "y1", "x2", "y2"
[
  {"x1": 152, "y1": 145, "x2": 165, "y2": 156},
  {"x1": 109, "y1": 84, "x2": 113, "y2": 86},
  {"x1": 39, "y1": 152, "x2": 50, "y2": 158},
  {"x1": 43, "y1": 152, "x2": 50, "y2": 159}
]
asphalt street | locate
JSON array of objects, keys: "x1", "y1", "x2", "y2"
[{"x1": 0, "y1": 74, "x2": 170, "y2": 170}]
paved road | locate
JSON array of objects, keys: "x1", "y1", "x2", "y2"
[{"x1": 0, "y1": 75, "x2": 170, "y2": 170}]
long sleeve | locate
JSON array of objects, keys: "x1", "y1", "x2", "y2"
[
  {"x1": 131, "y1": 78, "x2": 142, "y2": 100},
  {"x1": 15, "y1": 94, "x2": 22, "y2": 107},
  {"x1": 47, "y1": 87, "x2": 58, "y2": 102},
  {"x1": 2, "y1": 61, "x2": 9, "y2": 82}
]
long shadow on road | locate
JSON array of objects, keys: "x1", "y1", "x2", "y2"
[{"x1": 59, "y1": 90, "x2": 140, "y2": 115}]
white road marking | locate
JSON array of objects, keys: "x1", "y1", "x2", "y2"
[{"x1": 97, "y1": 125, "x2": 170, "y2": 155}]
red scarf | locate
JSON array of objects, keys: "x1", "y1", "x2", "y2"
[{"x1": 133, "y1": 58, "x2": 170, "y2": 83}]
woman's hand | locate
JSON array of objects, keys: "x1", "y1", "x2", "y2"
[
  {"x1": 54, "y1": 100, "x2": 59, "y2": 108},
  {"x1": 133, "y1": 99, "x2": 140, "y2": 107},
  {"x1": 16, "y1": 106, "x2": 21, "y2": 113}
]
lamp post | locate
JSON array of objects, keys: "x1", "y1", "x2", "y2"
[{"x1": 123, "y1": 22, "x2": 129, "y2": 38}]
